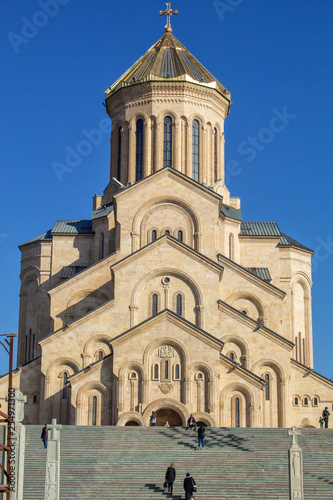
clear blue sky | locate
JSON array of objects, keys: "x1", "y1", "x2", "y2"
[{"x1": 0, "y1": 0, "x2": 332, "y2": 379}]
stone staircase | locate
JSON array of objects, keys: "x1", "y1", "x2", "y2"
[{"x1": 20, "y1": 426, "x2": 333, "y2": 500}]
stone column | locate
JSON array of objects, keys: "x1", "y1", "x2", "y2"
[
  {"x1": 44, "y1": 419, "x2": 62, "y2": 500},
  {"x1": 288, "y1": 427, "x2": 304, "y2": 500}
]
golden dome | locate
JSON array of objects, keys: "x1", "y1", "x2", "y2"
[{"x1": 105, "y1": 32, "x2": 231, "y2": 101}]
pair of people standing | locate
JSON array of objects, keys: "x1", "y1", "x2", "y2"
[{"x1": 164, "y1": 465, "x2": 196, "y2": 500}]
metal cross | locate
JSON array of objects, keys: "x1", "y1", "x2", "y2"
[
  {"x1": 288, "y1": 426, "x2": 302, "y2": 447},
  {"x1": 160, "y1": 3, "x2": 178, "y2": 33}
]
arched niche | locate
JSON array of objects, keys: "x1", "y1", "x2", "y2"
[
  {"x1": 76, "y1": 382, "x2": 108, "y2": 426},
  {"x1": 220, "y1": 383, "x2": 255, "y2": 428},
  {"x1": 226, "y1": 292, "x2": 266, "y2": 323}
]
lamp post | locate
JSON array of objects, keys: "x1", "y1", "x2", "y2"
[{"x1": 0, "y1": 333, "x2": 17, "y2": 500}]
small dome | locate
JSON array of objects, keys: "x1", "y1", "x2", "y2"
[{"x1": 105, "y1": 32, "x2": 231, "y2": 101}]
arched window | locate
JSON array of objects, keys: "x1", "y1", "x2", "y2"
[
  {"x1": 33, "y1": 395, "x2": 37, "y2": 404},
  {"x1": 165, "y1": 230, "x2": 170, "y2": 235},
  {"x1": 214, "y1": 127, "x2": 218, "y2": 183},
  {"x1": 98, "y1": 351, "x2": 104, "y2": 361},
  {"x1": 25, "y1": 335, "x2": 28, "y2": 364},
  {"x1": 192, "y1": 119, "x2": 200, "y2": 181},
  {"x1": 154, "y1": 364, "x2": 159, "y2": 380},
  {"x1": 92, "y1": 396, "x2": 97, "y2": 426},
  {"x1": 62, "y1": 372, "x2": 68, "y2": 399},
  {"x1": 117, "y1": 126, "x2": 122, "y2": 181},
  {"x1": 165, "y1": 360, "x2": 169, "y2": 379},
  {"x1": 235, "y1": 398, "x2": 240, "y2": 427},
  {"x1": 303, "y1": 397, "x2": 308, "y2": 406},
  {"x1": 197, "y1": 373, "x2": 203, "y2": 380},
  {"x1": 163, "y1": 116, "x2": 173, "y2": 167},
  {"x1": 176, "y1": 294, "x2": 182, "y2": 317},
  {"x1": 152, "y1": 294, "x2": 158, "y2": 316},
  {"x1": 313, "y1": 397, "x2": 318, "y2": 406},
  {"x1": 294, "y1": 397, "x2": 299, "y2": 406},
  {"x1": 229, "y1": 233, "x2": 234, "y2": 260},
  {"x1": 152, "y1": 230, "x2": 157, "y2": 242},
  {"x1": 100, "y1": 232, "x2": 105, "y2": 260},
  {"x1": 136, "y1": 119, "x2": 144, "y2": 181},
  {"x1": 265, "y1": 374, "x2": 270, "y2": 401},
  {"x1": 229, "y1": 352, "x2": 235, "y2": 361},
  {"x1": 177, "y1": 230, "x2": 183, "y2": 242},
  {"x1": 174, "y1": 364, "x2": 180, "y2": 380},
  {"x1": 131, "y1": 372, "x2": 137, "y2": 379}
]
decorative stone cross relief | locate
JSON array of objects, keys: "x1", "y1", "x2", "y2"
[
  {"x1": 159, "y1": 345, "x2": 174, "y2": 358},
  {"x1": 288, "y1": 426, "x2": 302, "y2": 447}
]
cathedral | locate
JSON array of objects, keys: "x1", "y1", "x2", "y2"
[{"x1": 2, "y1": 5, "x2": 333, "y2": 428}]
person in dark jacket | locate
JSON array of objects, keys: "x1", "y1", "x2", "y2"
[
  {"x1": 165, "y1": 463, "x2": 176, "y2": 495},
  {"x1": 322, "y1": 407, "x2": 330, "y2": 428},
  {"x1": 186, "y1": 414, "x2": 197, "y2": 431},
  {"x1": 41, "y1": 424, "x2": 48, "y2": 449},
  {"x1": 150, "y1": 411, "x2": 157, "y2": 426},
  {"x1": 183, "y1": 472, "x2": 196, "y2": 500},
  {"x1": 197, "y1": 425, "x2": 205, "y2": 450}
]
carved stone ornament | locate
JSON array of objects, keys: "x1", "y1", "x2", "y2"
[
  {"x1": 159, "y1": 346, "x2": 174, "y2": 358},
  {"x1": 158, "y1": 383, "x2": 173, "y2": 395}
]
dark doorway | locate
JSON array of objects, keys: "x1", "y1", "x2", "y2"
[
  {"x1": 156, "y1": 408, "x2": 183, "y2": 426},
  {"x1": 125, "y1": 420, "x2": 140, "y2": 426}
]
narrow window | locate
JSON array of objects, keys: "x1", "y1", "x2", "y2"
[
  {"x1": 28, "y1": 328, "x2": 32, "y2": 362},
  {"x1": 92, "y1": 396, "x2": 97, "y2": 426},
  {"x1": 176, "y1": 294, "x2": 182, "y2": 317},
  {"x1": 165, "y1": 360, "x2": 169, "y2": 379},
  {"x1": 152, "y1": 230, "x2": 157, "y2": 242},
  {"x1": 31, "y1": 333, "x2": 35, "y2": 360},
  {"x1": 177, "y1": 230, "x2": 183, "y2": 242},
  {"x1": 117, "y1": 127, "x2": 122, "y2": 181},
  {"x1": 165, "y1": 230, "x2": 170, "y2": 235},
  {"x1": 154, "y1": 364, "x2": 159, "y2": 380},
  {"x1": 33, "y1": 395, "x2": 37, "y2": 404},
  {"x1": 136, "y1": 119, "x2": 144, "y2": 181},
  {"x1": 152, "y1": 294, "x2": 158, "y2": 316},
  {"x1": 294, "y1": 397, "x2": 299, "y2": 406},
  {"x1": 229, "y1": 352, "x2": 235, "y2": 361},
  {"x1": 265, "y1": 374, "x2": 270, "y2": 401},
  {"x1": 98, "y1": 351, "x2": 104, "y2": 361},
  {"x1": 24, "y1": 335, "x2": 28, "y2": 364},
  {"x1": 313, "y1": 397, "x2": 318, "y2": 406},
  {"x1": 197, "y1": 373, "x2": 203, "y2": 380},
  {"x1": 163, "y1": 116, "x2": 173, "y2": 167},
  {"x1": 304, "y1": 397, "x2": 308, "y2": 406},
  {"x1": 131, "y1": 372, "x2": 137, "y2": 379},
  {"x1": 100, "y1": 232, "x2": 105, "y2": 260},
  {"x1": 229, "y1": 233, "x2": 233, "y2": 260},
  {"x1": 214, "y1": 128, "x2": 218, "y2": 183},
  {"x1": 235, "y1": 398, "x2": 240, "y2": 427},
  {"x1": 175, "y1": 364, "x2": 180, "y2": 380},
  {"x1": 192, "y1": 120, "x2": 200, "y2": 181},
  {"x1": 62, "y1": 372, "x2": 68, "y2": 399}
]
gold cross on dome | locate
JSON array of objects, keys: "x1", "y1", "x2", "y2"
[{"x1": 160, "y1": 3, "x2": 178, "y2": 33}]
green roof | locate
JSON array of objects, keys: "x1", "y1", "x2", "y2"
[
  {"x1": 20, "y1": 230, "x2": 52, "y2": 247},
  {"x1": 240, "y1": 222, "x2": 281, "y2": 237},
  {"x1": 51, "y1": 220, "x2": 93, "y2": 234},
  {"x1": 92, "y1": 203, "x2": 114, "y2": 221},
  {"x1": 245, "y1": 267, "x2": 271, "y2": 282},
  {"x1": 220, "y1": 204, "x2": 242, "y2": 222},
  {"x1": 279, "y1": 232, "x2": 313, "y2": 252}
]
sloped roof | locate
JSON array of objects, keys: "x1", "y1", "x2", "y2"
[
  {"x1": 245, "y1": 267, "x2": 271, "y2": 282},
  {"x1": 92, "y1": 203, "x2": 114, "y2": 221},
  {"x1": 279, "y1": 232, "x2": 313, "y2": 253},
  {"x1": 105, "y1": 32, "x2": 231, "y2": 101},
  {"x1": 51, "y1": 220, "x2": 94, "y2": 235},
  {"x1": 240, "y1": 222, "x2": 281, "y2": 237},
  {"x1": 220, "y1": 203, "x2": 242, "y2": 222},
  {"x1": 20, "y1": 230, "x2": 52, "y2": 246}
]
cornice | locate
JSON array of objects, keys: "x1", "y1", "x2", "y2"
[
  {"x1": 111, "y1": 235, "x2": 224, "y2": 278},
  {"x1": 48, "y1": 252, "x2": 118, "y2": 297},
  {"x1": 220, "y1": 354, "x2": 265, "y2": 389},
  {"x1": 40, "y1": 299, "x2": 115, "y2": 346},
  {"x1": 217, "y1": 254, "x2": 286, "y2": 299},
  {"x1": 110, "y1": 309, "x2": 224, "y2": 352},
  {"x1": 218, "y1": 300, "x2": 294, "y2": 351},
  {"x1": 291, "y1": 359, "x2": 333, "y2": 388}
]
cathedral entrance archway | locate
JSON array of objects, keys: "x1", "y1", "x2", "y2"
[
  {"x1": 143, "y1": 398, "x2": 189, "y2": 426},
  {"x1": 125, "y1": 420, "x2": 140, "y2": 426},
  {"x1": 156, "y1": 408, "x2": 183, "y2": 427}
]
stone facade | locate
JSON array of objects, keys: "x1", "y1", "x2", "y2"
[{"x1": 1, "y1": 27, "x2": 332, "y2": 429}]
